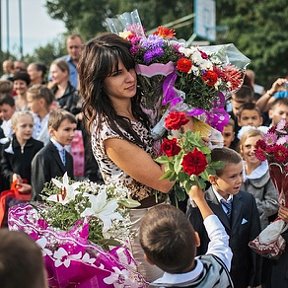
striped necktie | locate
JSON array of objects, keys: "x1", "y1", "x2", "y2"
[{"x1": 221, "y1": 199, "x2": 232, "y2": 219}]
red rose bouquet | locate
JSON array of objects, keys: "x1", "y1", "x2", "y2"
[{"x1": 156, "y1": 111, "x2": 223, "y2": 194}]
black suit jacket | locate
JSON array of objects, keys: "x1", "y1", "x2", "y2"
[
  {"x1": 31, "y1": 141, "x2": 74, "y2": 200},
  {"x1": 187, "y1": 187, "x2": 262, "y2": 288}
]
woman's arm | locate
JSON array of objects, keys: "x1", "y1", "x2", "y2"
[{"x1": 104, "y1": 138, "x2": 174, "y2": 193}]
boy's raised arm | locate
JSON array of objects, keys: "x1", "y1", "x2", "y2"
[{"x1": 189, "y1": 186, "x2": 233, "y2": 271}]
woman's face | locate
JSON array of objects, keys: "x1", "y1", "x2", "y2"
[
  {"x1": 50, "y1": 64, "x2": 68, "y2": 85},
  {"x1": 13, "y1": 114, "x2": 34, "y2": 143},
  {"x1": 103, "y1": 60, "x2": 137, "y2": 101},
  {"x1": 240, "y1": 135, "x2": 262, "y2": 166},
  {"x1": 13, "y1": 80, "x2": 28, "y2": 96},
  {"x1": 27, "y1": 64, "x2": 41, "y2": 82}
]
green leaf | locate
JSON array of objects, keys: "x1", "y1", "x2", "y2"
[
  {"x1": 155, "y1": 156, "x2": 170, "y2": 164},
  {"x1": 118, "y1": 198, "x2": 141, "y2": 208}
]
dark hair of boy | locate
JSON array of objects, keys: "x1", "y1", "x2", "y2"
[
  {"x1": 270, "y1": 97, "x2": 288, "y2": 109},
  {"x1": 233, "y1": 85, "x2": 254, "y2": 102},
  {"x1": 48, "y1": 109, "x2": 77, "y2": 130},
  {"x1": 140, "y1": 204, "x2": 196, "y2": 274},
  {"x1": 237, "y1": 102, "x2": 262, "y2": 118},
  {"x1": 0, "y1": 94, "x2": 15, "y2": 107},
  {"x1": 211, "y1": 147, "x2": 242, "y2": 176},
  {"x1": 0, "y1": 229, "x2": 47, "y2": 288}
]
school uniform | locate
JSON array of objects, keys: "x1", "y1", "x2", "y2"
[
  {"x1": 187, "y1": 187, "x2": 262, "y2": 288},
  {"x1": 152, "y1": 215, "x2": 234, "y2": 288},
  {"x1": 31, "y1": 140, "x2": 74, "y2": 200}
]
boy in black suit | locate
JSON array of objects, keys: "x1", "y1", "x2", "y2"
[
  {"x1": 31, "y1": 109, "x2": 77, "y2": 200},
  {"x1": 187, "y1": 147, "x2": 262, "y2": 288}
]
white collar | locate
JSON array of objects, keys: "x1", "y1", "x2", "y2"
[
  {"x1": 153, "y1": 259, "x2": 203, "y2": 285},
  {"x1": 211, "y1": 186, "x2": 233, "y2": 203},
  {"x1": 243, "y1": 160, "x2": 268, "y2": 181},
  {"x1": 50, "y1": 138, "x2": 65, "y2": 152}
]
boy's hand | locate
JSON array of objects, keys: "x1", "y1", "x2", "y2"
[
  {"x1": 188, "y1": 185, "x2": 204, "y2": 202},
  {"x1": 189, "y1": 185, "x2": 213, "y2": 219}
]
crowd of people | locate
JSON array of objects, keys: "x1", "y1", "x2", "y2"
[{"x1": 0, "y1": 31, "x2": 288, "y2": 288}]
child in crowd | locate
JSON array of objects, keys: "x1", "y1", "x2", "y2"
[
  {"x1": 0, "y1": 229, "x2": 48, "y2": 288},
  {"x1": 0, "y1": 111, "x2": 43, "y2": 192},
  {"x1": 187, "y1": 147, "x2": 262, "y2": 288},
  {"x1": 31, "y1": 109, "x2": 77, "y2": 200},
  {"x1": 237, "y1": 102, "x2": 263, "y2": 128},
  {"x1": 239, "y1": 128, "x2": 278, "y2": 230},
  {"x1": 26, "y1": 84, "x2": 55, "y2": 145},
  {"x1": 268, "y1": 98, "x2": 288, "y2": 126},
  {"x1": 139, "y1": 187, "x2": 233, "y2": 287},
  {"x1": 222, "y1": 118, "x2": 235, "y2": 148},
  {"x1": 0, "y1": 95, "x2": 16, "y2": 138},
  {"x1": 228, "y1": 85, "x2": 254, "y2": 149}
]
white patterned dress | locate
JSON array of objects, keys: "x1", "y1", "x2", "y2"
[{"x1": 91, "y1": 117, "x2": 156, "y2": 201}]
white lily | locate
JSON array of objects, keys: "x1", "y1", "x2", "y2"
[
  {"x1": 47, "y1": 172, "x2": 81, "y2": 205},
  {"x1": 81, "y1": 191, "x2": 123, "y2": 232}
]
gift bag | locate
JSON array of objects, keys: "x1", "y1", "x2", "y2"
[
  {"x1": 0, "y1": 180, "x2": 31, "y2": 227},
  {"x1": 249, "y1": 219, "x2": 288, "y2": 259},
  {"x1": 70, "y1": 130, "x2": 85, "y2": 177}
]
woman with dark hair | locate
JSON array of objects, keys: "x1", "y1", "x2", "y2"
[{"x1": 78, "y1": 33, "x2": 174, "y2": 282}]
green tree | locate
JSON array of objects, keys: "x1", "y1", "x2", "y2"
[
  {"x1": 216, "y1": 0, "x2": 288, "y2": 86},
  {"x1": 45, "y1": 0, "x2": 193, "y2": 40},
  {"x1": 23, "y1": 37, "x2": 66, "y2": 68}
]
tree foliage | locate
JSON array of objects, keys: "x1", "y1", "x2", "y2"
[
  {"x1": 6, "y1": 0, "x2": 281, "y2": 87},
  {"x1": 216, "y1": 0, "x2": 288, "y2": 86}
]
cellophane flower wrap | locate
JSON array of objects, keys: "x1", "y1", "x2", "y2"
[
  {"x1": 249, "y1": 119, "x2": 288, "y2": 259},
  {"x1": 156, "y1": 111, "x2": 223, "y2": 200},
  {"x1": 8, "y1": 173, "x2": 147, "y2": 288}
]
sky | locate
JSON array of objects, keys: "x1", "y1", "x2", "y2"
[{"x1": 1, "y1": 0, "x2": 66, "y2": 56}]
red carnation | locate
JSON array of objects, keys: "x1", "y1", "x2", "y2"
[
  {"x1": 176, "y1": 58, "x2": 192, "y2": 73},
  {"x1": 165, "y1": 111, "x2": 189, "y2": 130},
  {"x1": 161, "y1": 138, "x2": 181, "y2": 157},
  {"x1": 181, "y1": 148, "x2": 208, "y2": 176},
  {"x1": 202, "y1": 70, "x2": 218, "y2": 86}
]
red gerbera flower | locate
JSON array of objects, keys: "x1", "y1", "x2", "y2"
[{"x1": 154, "y1": 26, "x2": 176, "y2": 39}]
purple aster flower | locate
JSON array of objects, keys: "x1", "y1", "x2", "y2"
[
  {"x1": 143, "y1": 47, "x2": 164, "y2": 64},
  {"x1": 265, "y1": 132, "x2": 277, "y2": 146},
  {"x1": 141, "y1": 35, "x2": 164, "y2": 49},
  {"x1": 130, "y1": 45, "x2": 140, "y2": 55}
]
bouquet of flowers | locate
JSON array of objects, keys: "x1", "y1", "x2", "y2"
[
  {"x1": 106, "y1": 10, "x2": 250, "y2": 139},
  {"x1": 254, "y1": 119, "x2": 288, "y2": 207},
  {"x1": 8, "y1": 173, "x2": 147, "y2": 287},
  {"x1": 106, "y1": 10, "x2": 182, "y2": 128},
  {"x1": 156, "y1": 111, "x2": 223, "y2": 198},
  {"x1": 249, "y1": 119, "x2": 288, "y2": 259}
]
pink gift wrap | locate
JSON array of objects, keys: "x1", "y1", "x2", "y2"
[{"x1": 8, "y1": 203, "x2": 148, "y2": 288}]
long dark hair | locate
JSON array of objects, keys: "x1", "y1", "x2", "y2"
[{"x1": 78, "y1": 33, "x2": 150, "y2": 147}]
